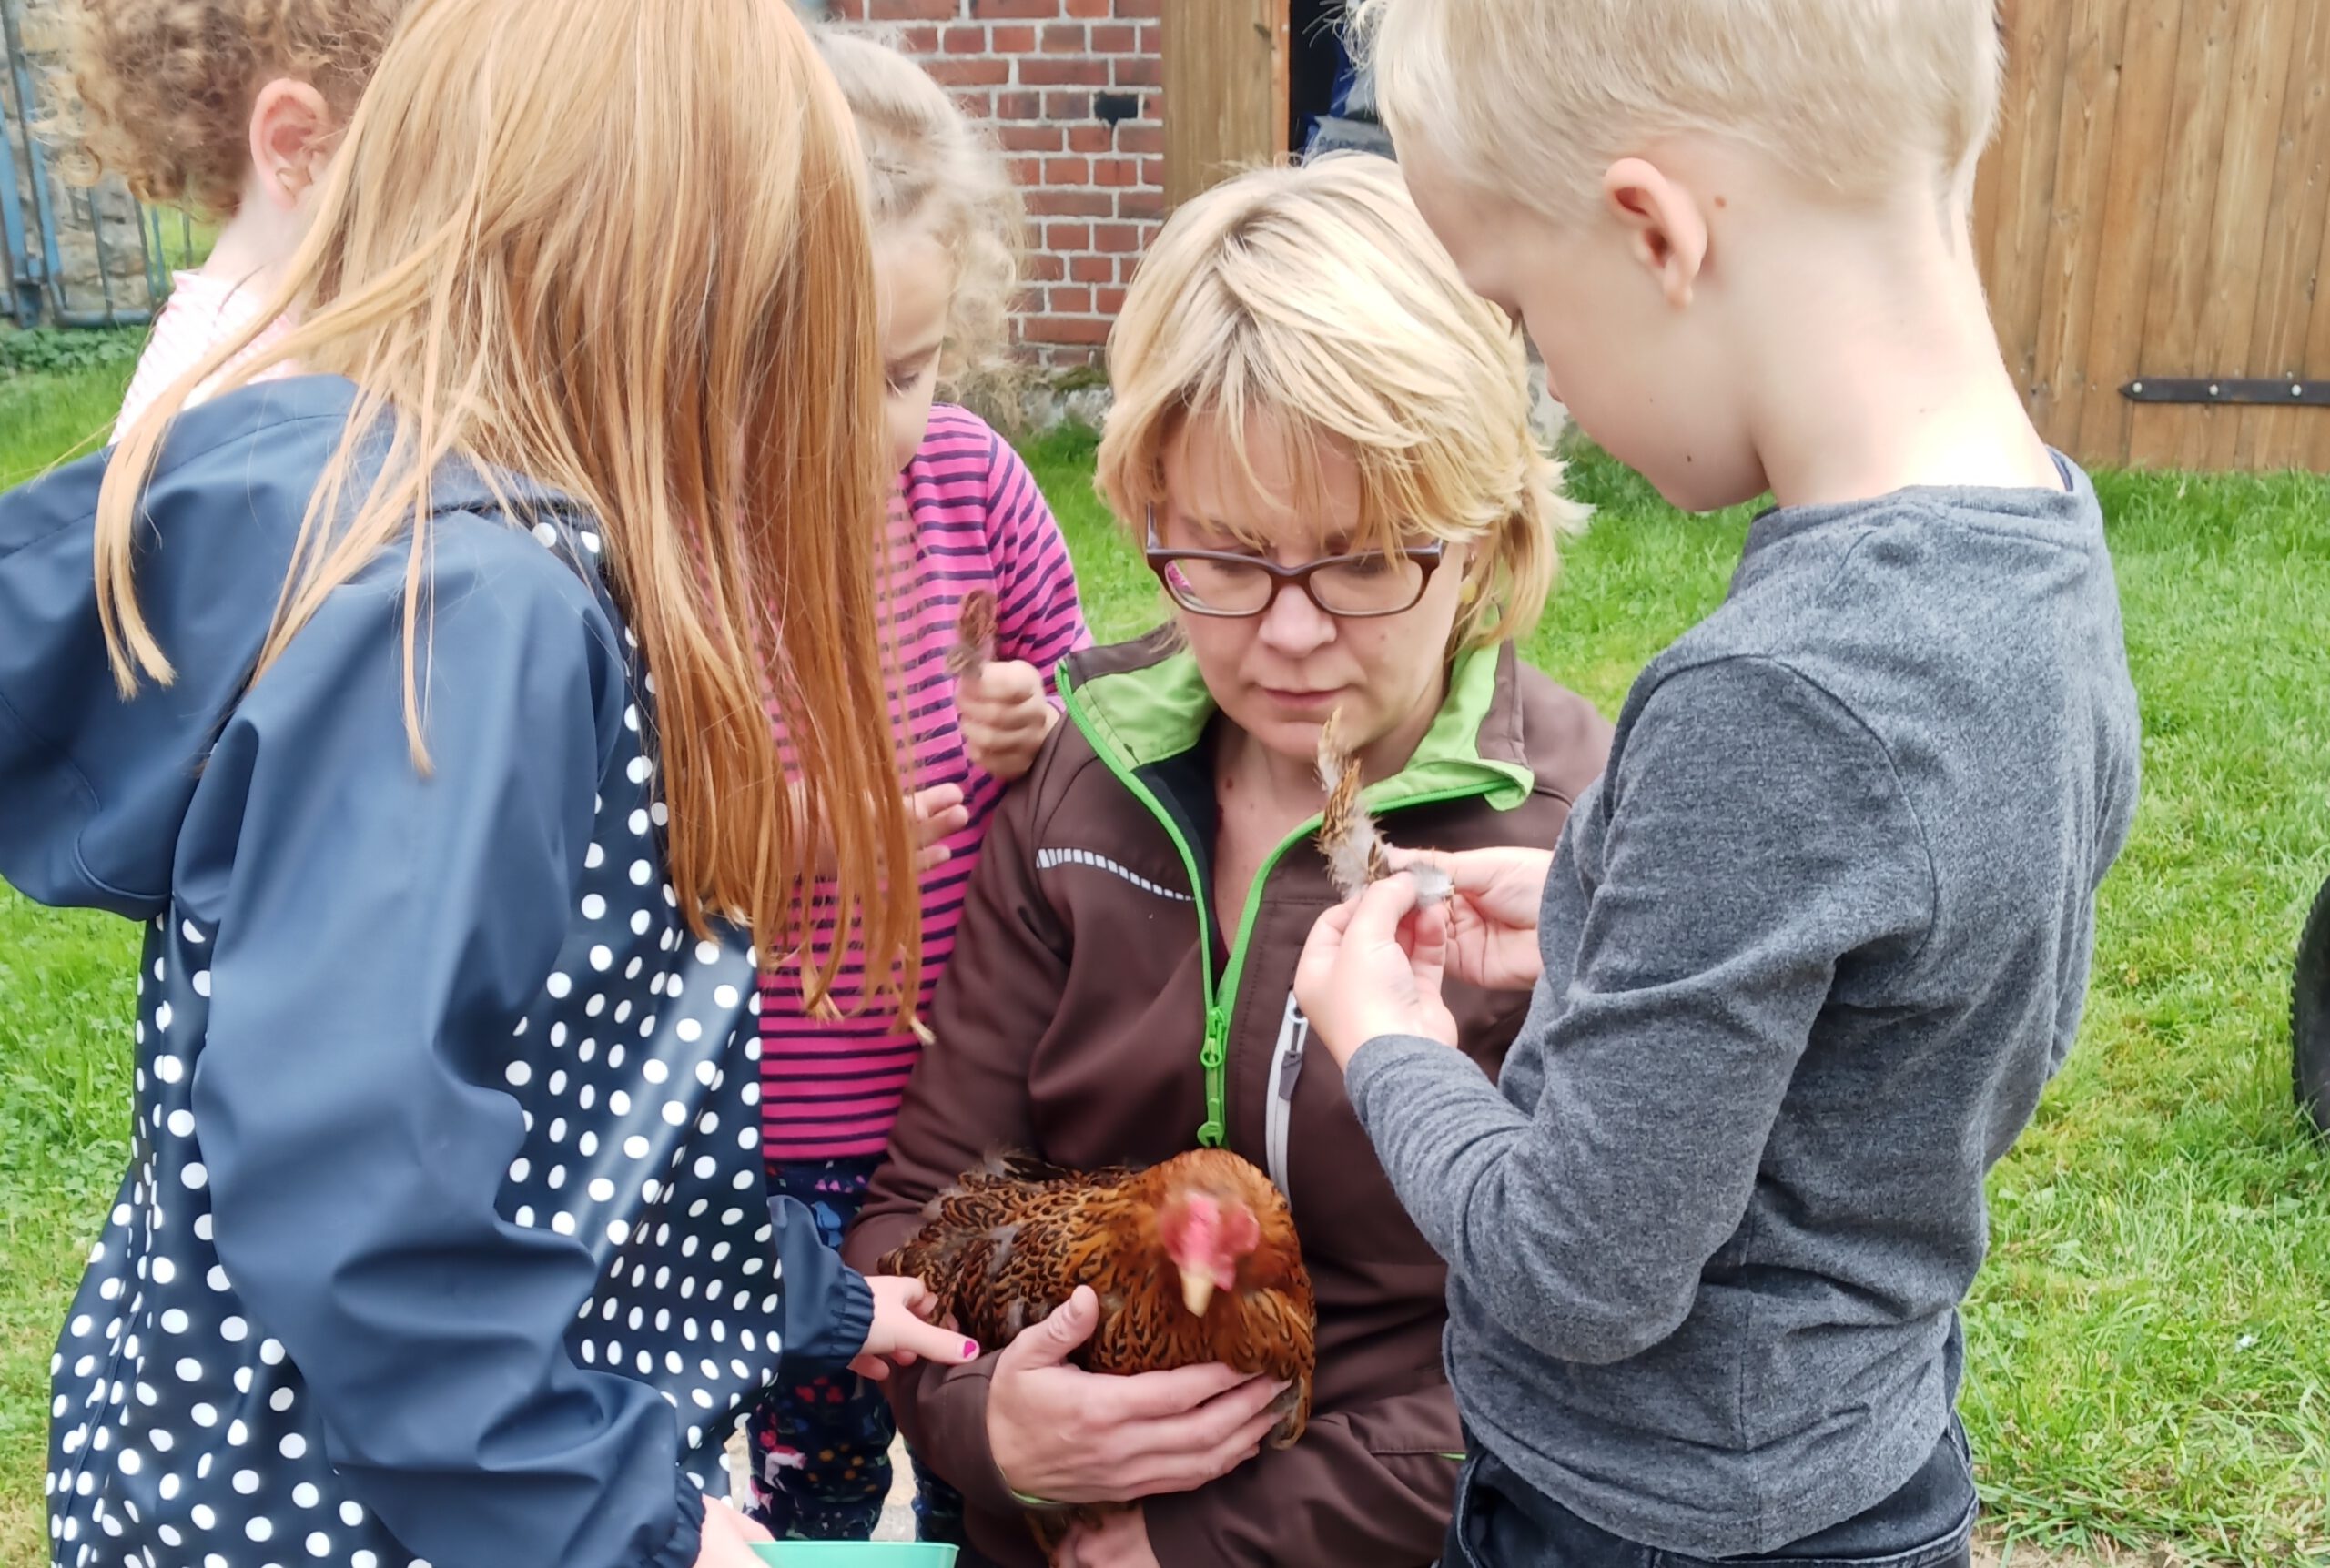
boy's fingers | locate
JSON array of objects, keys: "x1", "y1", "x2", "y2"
[{"x1": 1342, "y1": 873, "x2": 1423, "y2": 949}]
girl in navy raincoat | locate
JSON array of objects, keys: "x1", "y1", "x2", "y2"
[{"x1": 0, "y1": 1, "x2": 974, "y2": 1564}]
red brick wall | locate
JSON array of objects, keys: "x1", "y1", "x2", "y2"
[{"x1": 833, "y1": 0, "x2": 1164, "y2": 370}]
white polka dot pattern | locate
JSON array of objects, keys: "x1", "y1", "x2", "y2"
[{"x1": 46, "y1": 525, "x2": 777, "y2": 1566}]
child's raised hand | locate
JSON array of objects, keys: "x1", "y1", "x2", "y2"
[
  {"x1": 911, "y1": 782, "x2": 971, "y2": 870},
  {"x1": 1383, "y1": 845, "x2": 1555, "y2": 994},
  {"x1": 851, "y1": 1274, "x2": 980, "y2": 1381},
  {"x1": 1295, "y1": 873, "x2": 1461, "y2": 1068},
  {"x1": 956, "y1": 660, "x2": 1060, "y2": 781}
]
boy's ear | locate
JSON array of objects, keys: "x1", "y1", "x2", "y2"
[
  {"x1": 1601, "y1": 158, "x2": 1709, "y2": 309},
  {"x1": 248, "y1": 79, "x2": 336, "y2": 210}
]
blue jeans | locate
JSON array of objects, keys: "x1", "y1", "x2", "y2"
[
  {"x1": 1444, "y1": 1421, "x2": 1976, "y2": 1568},
  {"x1": 742, "y1": 1157, "x2": 967, "y2": 1544}
]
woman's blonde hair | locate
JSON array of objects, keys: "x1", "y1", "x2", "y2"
[
  {"x1": 817, "y1": 29, "x2": 1025, "y2": 420},
  {"x1": 67, "y1": 0, "x2": 410, "y2": 219},
  {"x1": 96, "y1": 0, "x2": 919, "y2": 1009},
  {"x1": 1097, "y1": 154, "x2": 1582, "y2": 652}
]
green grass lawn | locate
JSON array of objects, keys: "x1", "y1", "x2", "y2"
[{"x1": 1, "y1": 377, "x2": 2325, "y2": 1564}]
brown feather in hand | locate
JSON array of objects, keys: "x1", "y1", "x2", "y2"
[
  {"x1": 947, "y1": 587, "x2": 998, "y2": 681},
  {"x1": 1315, "y1": 710, "x2": 1450, "y2": 904}
]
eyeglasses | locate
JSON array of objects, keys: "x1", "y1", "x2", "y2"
[{"x1": 1143, "y1": 511, "x2": 1445, "y2": 620}]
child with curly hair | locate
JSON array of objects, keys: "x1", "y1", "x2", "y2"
[
  {"x1": 69, "y1": 0, "x2": 409, "y2": 434},
  {"x1": 739, "y1": 29, "x2": 1089, "y2": 1546}
]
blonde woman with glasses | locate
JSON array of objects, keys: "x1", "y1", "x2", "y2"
[{"x1": 847, "y1": 154, "x2": 1613, "y2": 1568}]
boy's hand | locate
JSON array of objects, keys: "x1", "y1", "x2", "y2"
[
  {"x1": 1059, "y1": 1505, "x2": 1160, "y2": 1568},
  {"x1": 957, "y1": 660, "x2": 1060, "y2": 781},
  {"x1": 1383, "y1": 845, "x2": 1555, "y2": 993},
  {"x1": 1295, "y1": 874, "x2": 1460, "y2": 1068},
  {"x1": 850, "y1": 1274, "x2": 980, "y2": 1382}
]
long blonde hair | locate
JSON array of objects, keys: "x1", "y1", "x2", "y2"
[
  {"x1": 1097, "y1": 155, "x2": 1581, "y2": 652},
  {"x1": 818, "y1": 29, "x2": 1026, "y2": 421},
  {"x1": 95, "y1": 0, "x2": 918, "y2": 1007}
]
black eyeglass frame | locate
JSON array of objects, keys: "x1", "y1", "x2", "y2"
[{"x1": 1141, "y1": 509, "x2": 1446, "y2": 620}]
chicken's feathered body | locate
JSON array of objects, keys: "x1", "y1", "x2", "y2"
[{"x1": 879, "y1": 1148, "x2": 1316, "y2": 1559}]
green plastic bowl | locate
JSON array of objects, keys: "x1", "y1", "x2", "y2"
[{"x1": 750, "y1": 1546, "x2": 957, "y2": 1567}]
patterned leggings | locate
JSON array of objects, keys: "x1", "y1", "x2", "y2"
[{"x1": 744, "y1": 1156, "x2": 967, "y2": 1543}]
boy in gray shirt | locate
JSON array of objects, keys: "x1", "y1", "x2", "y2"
[{"x1": 1295, "y1": 4, "x2": 2142, "y2": 1565}]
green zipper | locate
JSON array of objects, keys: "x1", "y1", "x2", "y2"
[{"x1": 1057, "y1": 664, "x2": 1504, "y2": 1149}]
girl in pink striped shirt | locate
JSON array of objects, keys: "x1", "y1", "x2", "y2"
[{"x1": 743, "y1": 32, "x2": 1091, "y2": 1544}]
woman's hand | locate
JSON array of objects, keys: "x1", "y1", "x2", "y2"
[
  {"x1": 957, "y1": 661, "x2": 1060, "y2": 781},
  {"x1": 1384, "y1": 845, "x2": 1554, "y2": 993},
  {"x1": 987, "y1": 1288, "x2": 1285, "y2": 1503},
  {"x1": 1058, "y1": 1506, "x2": 1161, "y2": 1568},
  {"x1": 850, "y1": 1274, "x2": 980, "y2": 1382},
  {"x1": 1295, "y1": 875, "x2": 1460, "y2": 1069},
  {"x1": 692, "y1": 1497, "x2": 775, "y2": 1567}
]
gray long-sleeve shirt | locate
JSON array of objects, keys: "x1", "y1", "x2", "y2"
[{"x1": 1347, "y1": 460, "x2": 2141, "y2": 1556}]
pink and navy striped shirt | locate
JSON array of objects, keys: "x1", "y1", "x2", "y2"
[{"x1": 758, "y1": 405, "x2": 1089, "y2": 1162}]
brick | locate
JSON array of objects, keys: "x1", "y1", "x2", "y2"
[
  {"x1": 1118, "y1": 123, "x2": 1163, "y2": 156},
  {"x1": 1020, "y1": 56, "x2": 1110, "y2": 86},
  {"x1": 896, "y1": 24, "x2": 942, "y2": 51},
  {"x1": 1040, "y1": 22, "x2": 1088, "y2": 51},
  {"x1": 867, "y1": 0, "x2": 955, "y2": 18},
  {"x1": 994, "y1": 90, "x2": 1044, "y2": 120},
  {"x1": 1048, "y1": 222, "x2": 1093, "y2": 249},
  {"x1": 1065, "y1": 0, "x2": 1112, "y2": 15},
  {"x1": 1090, "y1": 22, "x2": 1138, "y2": 52},
  {"x1": 1093, "y1": 222, "x2": 1140, "y2": 254},
  {"x1": 1027, "y1": 315, "x2": 1115, "y2": 346},
  {"x1": 1027, "y1": 187, "x2": 1116, "y2": 217},
  {"x1": 941, "y1": 24, "x2": 988, "y2": 51},
  {"x1": 1116, "y1": 0, "x2": 1160, "y2": 16},
  {"x1": 1118, "y1": 187, "x2": 1165, "y2": 221},
  {"x1": 1069, "y1": 253, "x2": 1114, "y2": 282},
  {"x1": 972, "y1": 0, "x2": 1059, "y2": 16},
  {"x1": 989, "y1": 24, "x2": 1037, "y2": 51},
  {"x1": 1008, "y1": 156, "x2": 1046, "y2": 186},
  {"x1": 998, "y1": 124, "x2": 1066, "y2": 152},
  {"x1": 927, "y1": 56, "x2": 1011, "y2": 86},
  {"x1": 1137, "y1": 23, "x2": 1160, "y2": 51},
  {"x1": 1027, "y1": 252, "x2": 1067, "y2": 281},
  {"x1": 1093, "y1": 157, "x2": 1139, "y2": 187},
  {"x1": 1113, "y1": 55, "x2": 1160, "y2": 88},
  {"x1": 1096, "y1": 286, "x2": 1128, "y2": 315},
  {"x1": 1044, "y1": 89, "x2": 1093, "y2": 117},
  {"x1": 1050, "y1": 287, "x2": 1093, "y2": 314},
  {"x1": 1043, "y1": 156, "x2": 1091, "y2": 183},
  {"x1": 1139, "y1": 156, "x2": 1165, "y2": 186}
]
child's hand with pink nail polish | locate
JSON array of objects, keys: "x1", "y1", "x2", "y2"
[{"x1": 852, "y1": 1274, "x2": 980, "y2": 1381}]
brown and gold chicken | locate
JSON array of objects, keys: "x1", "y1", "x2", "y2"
[{"x1": 878, "y1": 1147, "x2": 1316, "y2": 1559}]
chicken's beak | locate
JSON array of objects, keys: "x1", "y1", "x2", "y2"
[{"x1": 1180, "y1": 1269, "x2": 1216, "y2": 1317}]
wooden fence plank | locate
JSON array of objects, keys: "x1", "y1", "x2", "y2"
[
  {"x1": 1162, "y1": 0, "x2": 1286, "y2": 208},
  {"x1": 2236, "y1": 0, "x2": 2330, "y2": 470},
  {"x1": 2128, "y1": 0, "x2": 2241, "y2": 466},
  {"x1": 1987, "y1": 0, "x2": 2077, "y2": 392},
  {"x1": 2190, "y1": 0, "x2": 2300, "y2": 469},
  {"x1": 2027, "y1": 0, "x2": 2132, "y2": 450},
  {"x1": 2071, "y1": 0, "x2": 2188, "y2": 464}
]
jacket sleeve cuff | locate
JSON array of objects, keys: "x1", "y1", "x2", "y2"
[
  {"x1": 638, "y1": 1478, "x2": 705, "y2": 1568},
  {"x1": 785, "y1": 1266, "x2": 874, "y2": 1375},
  {"x1": 892, "y1": 1355, "x2": 1022, "y2": 1519}
]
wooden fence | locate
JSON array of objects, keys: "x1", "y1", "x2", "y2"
[{"x1": 1976, "y1": 0, "x2": 2330, "y2": 470}]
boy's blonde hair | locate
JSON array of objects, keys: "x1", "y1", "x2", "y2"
[
  {"x1": 819, "y1": 30, "x2": 1024, "y2": 418},
  {"x1": 1353, "y1": 0, "x2": 2002, "y2": 220},
  {"x1": 97, "y1": 0, "x2": 921, "y2": 1014},
  {"x1": 1097, "y1": 154, "x2": 1582, "y2": 652},
  {"x1": 68, "y1": 0, "x2": 410, "y2": 219}
]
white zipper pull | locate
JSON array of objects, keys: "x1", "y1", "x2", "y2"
[{"x1": 1264, "y1": 991, "x2": 1309, "y2": 1199}]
